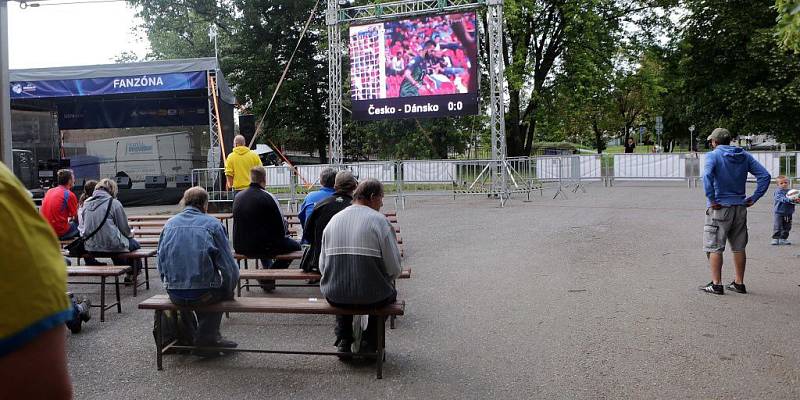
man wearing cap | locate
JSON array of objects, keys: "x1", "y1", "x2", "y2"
[{"x1": 700, "y1": 128, "x2": 771, "y2": 295}]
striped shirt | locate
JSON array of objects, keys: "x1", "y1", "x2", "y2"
[{"x1": 319, "y1": 205, "x2": 401, "y2": 305}]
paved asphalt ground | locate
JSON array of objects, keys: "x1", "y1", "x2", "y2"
[{"x1": 66, "y1": 182, "x2": 800, "y2": 399}]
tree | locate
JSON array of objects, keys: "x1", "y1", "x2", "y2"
[
  {"x1": 127, "y1": 0, "x2": 331, "y2": 161},
  {"x1": 680, "y1": 0, "x2": 800, "y2": 144},
  {"x1": 776, "y1": 0, "x2": 800, "y2": 52},
  {"x1": 494, "y1": 0, "x2": 671, "y2": 156}
]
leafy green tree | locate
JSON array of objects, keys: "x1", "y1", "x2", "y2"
[
  {"x1": 776, "y1": 0, "x2": 800, "y2": 52},
  {"x1": 680, "y1": 0, "x2": 800, "y2": 144},
  {"x1": 498, "y1": 0, "x2": 672, "y2": 156}
]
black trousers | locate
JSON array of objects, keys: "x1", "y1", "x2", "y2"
[
  {"x1": 168, "y1": 289, "x2": 228, "y2": 345},
  {"x1": 328, "y1": 294, "x2": 397, "y2": 347},
  {"x1": 772, "y1": 214, "x2": 793, "y2": 240}
]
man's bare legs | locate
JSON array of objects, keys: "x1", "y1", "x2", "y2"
[
  {"x1": 732, "y1": 250, "x2": 746, "y2": 285},
  {"x1": 708, "y1": 252, "x2": 723, "y2": 284},
  {"x1": 707, "y1": 251, "x2": 745, "y2": 285}
]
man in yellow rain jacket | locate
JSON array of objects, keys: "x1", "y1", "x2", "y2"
[{"x1": 224, "y1": 135, "x2": 263, "y2": 191}]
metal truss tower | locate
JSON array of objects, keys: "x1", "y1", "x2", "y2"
[
  {"x1": 328, "y1": 0, "x2": 509, "y2": 202},
  {"x1": 327, "y1": 0, "x2": 344, "y2": 166},
  {"x1": 485, "y1": 0, "x2": 508, "y2": 203}
]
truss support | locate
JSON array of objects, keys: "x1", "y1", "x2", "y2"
[
  {"x1": 207, "y1": 71, "x2": 225, "y2": 169},
  {"x1": 486, "y1": 0, "x2": 508, "y2": 205},
  {"x1": 327, "y1": 0, "x2": 344, "y2": 166}
]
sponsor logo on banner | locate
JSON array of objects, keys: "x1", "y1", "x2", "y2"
[
  {"x1": 126, "y1": 141, "x2": 155, "y2": 155},
  {"x1": 112, "y1": 75, "x2": 165, "y2": 89}
]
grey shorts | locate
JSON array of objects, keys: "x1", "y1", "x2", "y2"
[{"x1": 703, "y1": 206, "x2": 748, "y2": 253}]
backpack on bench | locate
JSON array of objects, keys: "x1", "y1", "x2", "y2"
[{"x1": 153, "y1": 310, "x2": 198, "y2": 353}]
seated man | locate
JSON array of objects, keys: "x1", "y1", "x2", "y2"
[
  {"x1": 233, "y1": 166, "x2": 301, "y2": 291},
  {"x1": 319, "y1": 179, "x2": 402, "y2": 357},
  {"x1": 40, "y1": 169, "x2": 79, "y2": 240},
  {"x1": 157, "y1": 187, "x2": 240, "y2": 355},
  {"x1": 300, "y1": 171, "x2": 357, "y2": 273},
  {"x1": 298, "y1": 167, "x2": 337, "y2": 231}
]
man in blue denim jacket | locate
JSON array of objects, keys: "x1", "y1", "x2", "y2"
[{"x1": 157, "y1": 187, "x2": 240, "y2": 354}]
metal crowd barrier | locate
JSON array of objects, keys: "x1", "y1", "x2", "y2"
[{"x1": 189, "y1": 151, "x2": 799, "y2": 208}]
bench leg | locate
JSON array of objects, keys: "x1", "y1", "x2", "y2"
[
  {"x1": 132, "y1": 266, "x2": 138, "y2": 297},
  {"x1": 144, "y1": 258, "x2": 150, "y2": 290},
  {"x1": 390, "y1": 315, "x2": 396, "y2": 329},
  {"x1": 155, "y1": 310, "x2": 163, "y2": 371},
  {"x1": 115, "y1": 276, "x2": 121, "y2": 313},
  {"x1": 100, "y1": 276, "x2": 106, "y2": 322},
  {"x1": 376, "y1": 316, "x2": 385, "y2": 379}
]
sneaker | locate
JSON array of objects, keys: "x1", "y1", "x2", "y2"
[
  {"x1": 78, "y1": 298, "x2": 92, "y2": 322},
  {"x1": 783, "y1": 239, "x2": 792, "y2": 245},
  {"x1": 699, "y1": 282, "x2": 724, "y2": 295},
  {"x1": 84, "y1": 258, "x2": 106, "y2": 266},
  {"x1": 335, "y1": 338, "x2": 352, "y2": 360},
  {"x1": 771, "y1": 239, "x2": 780, "y2": 245},
  {"x1": 726, "y1": 282, "x2": 747, "y2": 294}
]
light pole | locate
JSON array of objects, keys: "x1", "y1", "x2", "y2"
[
  {"x1": 688, "y1": 125, "x2": 696, "y2": 152},
  {"x1": 0, "y1": 0, "x2": 12, "y2": 167}
]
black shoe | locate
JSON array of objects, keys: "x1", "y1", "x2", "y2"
[
  {"x1": 260, "y1": 280, "x2": 276, "y2": 292},
  {"x1": 700, "y1": 282, "x2": 724, "y2": 295},
  {"x1": 357, "y1": 340, "x2": 378, "y2": 363},
  {"x1": 84, "y1": 258, "x2": 106, "y2": 266},
  {"x1": 726, "y1": 281, "x2": 747, "y2": 294},
  {"x1": 214, "y1": 339, "x2": 238, "y2": 349},
  {"x1": 335, "y1": 338, "x2": 352, "y2": 360}
]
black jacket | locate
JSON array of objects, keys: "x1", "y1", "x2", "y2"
[
  {"x1": 232, "y1": 183, "x2": 287, "y2": 255},
  {"x1": 299, "y1": 192, "x2": 352, "y2": 272}
]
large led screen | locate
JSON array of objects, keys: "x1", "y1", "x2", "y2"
[{"x1": 349, "y1": 12, "x2": 479, "y2": 121}]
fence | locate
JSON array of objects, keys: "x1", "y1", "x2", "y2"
[{"x1": 190, "y1": 152, "x2": 800, "y2": 208}]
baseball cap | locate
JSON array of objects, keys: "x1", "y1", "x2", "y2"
[{"x1": 707, "y1": 128, "x2": 731, "y2": 142}]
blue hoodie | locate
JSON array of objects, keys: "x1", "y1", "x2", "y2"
[
  {"x1": 773, "y1": 188, "x2": 796, "y2": 215},
  {"x1": 702, "y1": 145, "x2": 771, "y2": 207}
]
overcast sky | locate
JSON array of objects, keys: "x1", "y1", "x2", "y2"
[{"x1": 8, "y1": 1, "x2": 149, "y2": 70}]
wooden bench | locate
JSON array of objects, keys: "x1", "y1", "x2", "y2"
[
  {"x1": 64, "y1": 249, "x2": 157, "y2": 297},
  {"x1": 139, "y1": 294, "x2": 404, "y2": 378},
  {"x1": 133, "y1": 226, "x2": 300, "y2": 238},
  {"x1": 236, "y1": 268, "x2": 412, "y2": 295},
  {"x1": 68, "y1": 265, "x2": 130, "y2": 322}
]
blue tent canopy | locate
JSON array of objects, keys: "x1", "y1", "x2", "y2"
[{"x1": 9, "y1": 57, "x2": 236, "y2": 130}]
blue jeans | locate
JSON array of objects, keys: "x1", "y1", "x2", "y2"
[
  {"x1": 111, "y1": 237, "x2": 142, "y2": 272},
  {"x1": 257, "y1": 236, "x2": 301, "y2": 270},
  {"x1": 59, "y1": 222, "x2": 80, "y2": 240}
]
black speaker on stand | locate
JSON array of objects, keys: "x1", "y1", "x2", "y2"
[{"x1": 144, "y1": 175, "x2": 167, "y2": 189}]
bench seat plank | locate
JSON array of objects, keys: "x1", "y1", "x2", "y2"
[
  {"x1": 239, "y1": 268, "x2": 411, "y2": 280},
  {"x1": 68, "y1": 266, "x2": 130, "y2": 277},
  {"x1": 138, "y1": 294, "x2": 404, "y2": 316}
]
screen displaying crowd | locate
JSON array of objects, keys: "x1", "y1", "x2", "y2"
[{"x1": 349, "y1": 12, "x2": 478, "y2": 101}]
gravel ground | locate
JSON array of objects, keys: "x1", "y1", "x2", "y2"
[{"x1": 66, "y1": 182, "x2": 800, "y2": 399}]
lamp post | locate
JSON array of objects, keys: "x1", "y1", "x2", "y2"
[{"x1": 688, "y1": 125, "x2": 695, "y2": 152}]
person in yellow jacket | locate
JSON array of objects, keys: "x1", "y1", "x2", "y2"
[{"x1": 225, "y1": 135, "x2": 263, "y2": 191}]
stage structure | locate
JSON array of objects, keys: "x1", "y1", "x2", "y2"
[
  {"x1": 9, "y1": 58, "x2": 236, "y2": 205},
  {"x1": 327, "y1": 0, "x2": 510, "y2": 204}
]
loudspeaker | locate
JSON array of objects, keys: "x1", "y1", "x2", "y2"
[
  {"x1": 73, "y1": 178, "x2": 86, "y2": 191},
  {"x1": 144, "y1": 175, "x2": 167, "y2": 189},
  {"x1": 175, "y1": 174, "x2": 192, "y2": 189},
  {"x1": 238, "y1": 114, "x2": 256, "y2": 145},
  {"x1": 115, "y1": 176, "x2": 132, "y2": 190}
]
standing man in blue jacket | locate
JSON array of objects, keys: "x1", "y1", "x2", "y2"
[{"x1": 700, "y1": 128, "x2": 771, "y2": 295}]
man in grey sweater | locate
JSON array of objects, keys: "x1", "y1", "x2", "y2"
[{"x1": 319, "y1": 179, "x2": 401, "y2": 358}]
